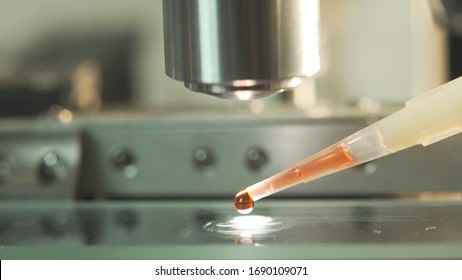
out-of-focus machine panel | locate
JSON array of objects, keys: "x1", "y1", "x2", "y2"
[
  {"x1": 77, "y1": 116, "x2": 462, "y2": 199},
  {"x1": 0, "y1": 121, "x2": 80, "y2": 199}
]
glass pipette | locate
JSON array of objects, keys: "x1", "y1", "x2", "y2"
[{"x1": 235, "y1": 76, "x2": 462, "y2": 214}]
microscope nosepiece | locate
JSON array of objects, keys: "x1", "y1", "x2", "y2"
[{"x1": 163, "y1": 0, "x2": 320, "y2": 100}]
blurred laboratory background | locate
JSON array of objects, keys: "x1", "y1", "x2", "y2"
[
  {"x1": 0, "y1": 0, "x2": 451, "y2": 112},
  {"x1": 0, "y1": 0, "x2": 461, "y2": 259}
]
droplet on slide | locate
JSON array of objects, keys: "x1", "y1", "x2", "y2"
[{"x1": 234, "y1": 190, "x2": 254, "y2": 214}]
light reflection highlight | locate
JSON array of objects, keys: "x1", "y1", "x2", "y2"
[
  {"x1": 235, "y1": 90, "x2": 255, "y2": 101},
  {"x1": 58, "y1": 109, "x2": 73, "y2": 123},
  {"x1": 203, "y1": 215, "x2": 286, "y2": 236}
]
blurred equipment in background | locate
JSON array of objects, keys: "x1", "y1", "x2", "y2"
[
  {"x1": 0, "y1": 0, "x2": 459, "y2": 199},
  {"x1": 1, "y1": 0, "x2": 462, "y2": 259},
  {"x1": 433, "y1": 0, "x2": 462, "y2": 80},
  {"x1": 0, "y1": 76, "x2": 68, "y2": 117},
  {"x1": 0, "y1": 32, "x2": 135, "y2": 117},
  {"x1": 0, "y1": 123, "x2": 80, "y2": 199}
]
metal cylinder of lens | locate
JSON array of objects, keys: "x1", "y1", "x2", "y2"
[{"x1": 162, "y1": 0, "x2": 320, "y2": 100}]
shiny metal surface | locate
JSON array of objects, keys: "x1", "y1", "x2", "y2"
[
  {"x1": 1, "y1": 200, "x2": 461, "y2": 259},
  {"x1": 163, "y1": 0, "x2": 319, "y2": 99}
]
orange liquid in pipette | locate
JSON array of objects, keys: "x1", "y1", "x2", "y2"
[
  {"x1": 234, "y1": 190, "x2": 254, "y2": 214},
  {"x1": 234, "y1": 144, "x2": 357, "y2": 213}
]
